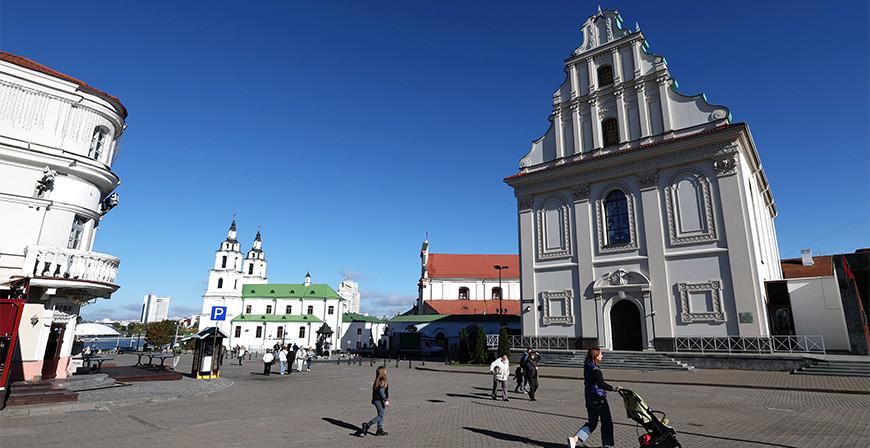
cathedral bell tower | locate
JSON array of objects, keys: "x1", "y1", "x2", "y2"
[
  {"x1": 210, "y1": 219, "x2": 243, "y2": 291},
  {"x1": 242, "y1": 230, "x2": 268, "y2": 282}
]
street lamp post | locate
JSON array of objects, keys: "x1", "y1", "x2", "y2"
[{"x1": 493, "y1": 265, "x2": 509, "y2": 326}]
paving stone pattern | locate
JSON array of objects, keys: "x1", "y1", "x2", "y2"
[{"x1": 1, "y1": 361, "x2": 868, "y2": 448}]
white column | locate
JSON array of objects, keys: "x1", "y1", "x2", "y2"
[
  {"x1": 632, "y1": 40, "x2": 644, "y2": 78},
  {"x1": 517, "y1": 198, "x2": 537, "y2": 336},
  {"x1": 555, "y1": 109, "x2": 565, "y2": 158},
  {"x1": 656, "y1": 76, "x2": 673, "y2": 132},
  {"x1": 586, "y1": 57, "x2": 597, "y2": 95},
  {"x1": 571, "y1": 103, "x2": 583, "y2": 156},
  {"x1": 611, "y1": 48, "x2": 623, "y2": 84},
  {"x1": 635, "y1": 83, "x2": 650, "y2": 138},
  {"x1": 570, "y1": 63, "x2": 579, "y2": 98},
  {"x1": 615, "y1": 88, "x2": 627, "y2": 143},
  {"x1": 589, "y1": 98, "x2": 601, "y2": 150}
]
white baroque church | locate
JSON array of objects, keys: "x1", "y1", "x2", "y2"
[{"x1": 505, "y1": 8, "x2": 781, "y2": 351}]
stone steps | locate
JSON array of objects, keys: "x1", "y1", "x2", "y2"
[
  {"x1": 6, "y1": 381, "x2": 78, "y2": 406},
  {"x1": 537, "y1": 351, "x2": 694, "y2": 371},
  {"x1": 793, "y1": 360, "x2": 870, "y2": 377},
  {"x1": 52, "y1": 373, "x2": 118, "y2": 391}
]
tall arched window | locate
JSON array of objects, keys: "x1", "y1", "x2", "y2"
[
  {"x1": 597, "y1": 65, "x2": 614, "y2": 87},
  {"x1": 491, "y1": 287, "x2": 503, "y2": 300},
  {"x1": 217, "y1": 277, "x2": 224, "y2": 289},
  {"x1": 604, "y1": 190, "x2": 630, "y2": 245},
  {"x1": 602, "y1": 118, "x2": 619, "y2": 147},
  {"x1": 89, "y1": 126, "x2": 110, "y2": 160},
  {"x1": 458, "y1": 287, "x2": 470, "y2": 300},
  {"x1": 221, "y1": 256, "x2": 227, "y2": 268},
  {"x1": 248, "y1": 264, "x2": 254, "y2": 275}
]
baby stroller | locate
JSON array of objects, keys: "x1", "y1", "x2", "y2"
[{"x1": 618, "y1": 388, "x2": 681, "y2": 448}]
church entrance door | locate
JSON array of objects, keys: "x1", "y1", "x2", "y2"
[{"x1": 610, "y1": 300, "x2": 643, "y2": 351}]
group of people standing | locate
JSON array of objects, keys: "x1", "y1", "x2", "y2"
[
  {"x1": 488, "y1": 347, "x2": 542, "y2": 401},
  {"x1": 261, "y1": 344, "x2": 314, "y2": 376}
]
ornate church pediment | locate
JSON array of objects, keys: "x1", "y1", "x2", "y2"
[{"x1": 593, "y1": 267, "x2": 650, "y2": 291}]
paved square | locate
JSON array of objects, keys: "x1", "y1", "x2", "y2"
[{"x1": 2, "y1": 360, "x2": 869, "y2": 447}]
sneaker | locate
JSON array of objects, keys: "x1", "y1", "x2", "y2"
[
  {"x1": 375, "y1": 429, "x2": 388, "y2": 436},
  {"x1": 491, "y1": 395, "x2": 497, "y2": 400},
  {"x1": 503, "y1": 398, "x2": 509, "y2": 402},
  {"x1": 360, "y1": 422, "x2": 369, "y2": 437},
  {"x1": 567, "y1": 436, "x2": 577, "y2": 448}
]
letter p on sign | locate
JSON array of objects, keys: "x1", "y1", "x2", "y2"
[{"x1": 211, "y1": 306, "x2": 227, "y2": 321}]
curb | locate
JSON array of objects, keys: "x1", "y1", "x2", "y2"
[
  {"x1": 413, "y1": 367, "x2": 870, "y2": 396},
  {"x1": 0, "y1": 378, "x2": 234, "y2": 419}
]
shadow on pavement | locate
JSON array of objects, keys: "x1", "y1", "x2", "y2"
[
  {"x1": 322, "y1": 417, "x2": 364, "y2": 437},
  {"x1": 446, "y1": 392, "x2": 494, "y2": 400},
  {"x1": 464, "y1": 427, "x2": 564, "y2": 448}
]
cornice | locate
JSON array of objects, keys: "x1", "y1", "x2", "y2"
[{"x1": 564, "y1": 33, "x2": 645, "y2": 66}]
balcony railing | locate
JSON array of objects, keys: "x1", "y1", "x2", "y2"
[
  {"x1": 674, "y1": 336, "x2": 826, "y2": 354},
  {"x1": 22, "y1": 245, "x2": 120, "y2": 285}
]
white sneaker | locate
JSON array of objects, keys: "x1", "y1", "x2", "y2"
[{"x1": 567, "y1": 435, "x2": 577, "y2": 448}]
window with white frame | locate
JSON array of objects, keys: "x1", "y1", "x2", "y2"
[
  {"x1": 306, "y1": 305, "x2": 314, "y2": 315},
  {"x1": 299, "y1": 326, "x2": 306, "y2": 338},
  {"x1": 328, "y1": 305, "x2": 334, "y2": 315},
  {"x1": 458, "y1": 287, "x2": 469, "y2": 300},
  {"x1": 285, "y1": 305, "x2": 292, "y2": 314},
  {"x1": 491, "y1": 287, "x2": 502, "y2": 300},
  {"x1": 266, "y1": 305, "x2": 272, "y2": 314},
  {"x1": 245, "y1": 305, "x2": 252, "y2": 314},
  {"x1": 255, "y1": 326, "x2": 262, "y2": 338},
  {"x1": 67, "y1": 216, "x2": 87, "y2": 249},
  {"x1": 89, "y1": 126, "x2": 110, "y2": 161}
]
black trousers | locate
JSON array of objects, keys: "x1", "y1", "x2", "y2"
[
  {"x1": 263, "y1": 363, "x2": 272, "y2": 375},
  {"x1": 583, "y1": 397, "x2": 614, "y2": 446},
  {"x1": 527, "y1": 376, "x2": 539, "y2": 399}
]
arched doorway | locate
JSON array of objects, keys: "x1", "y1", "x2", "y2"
[{"x1": 610, "y1": 300, "x2": 643, "y2": 351}]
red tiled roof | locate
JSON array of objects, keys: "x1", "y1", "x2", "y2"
[
  {"x1": 423, "y1": 300, "x2": 520, "y2": 316},
  {"x1": 781, "y1": 256, "x2": 833, "y2": 279},
  {"x1": 504, "y1": 123, "x2": 741, "y2": 181},
  {"x1": 0, "y1": 51, "x2": 127, "y2": 118},
  {"x1": 427, "y1": 254, "x2": 519, "y2": 279}
]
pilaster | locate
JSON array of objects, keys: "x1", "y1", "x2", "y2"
[
  {"x1": 555, "y1": 109, "x2": 565, "y2": 158},
  {"x1": 517, "y1": 197, "x2": 537, "y2": 336},
  {"x1": 586, "y1": 57, "x2": 597, "y2": 96},
  {"x1": 589, "y1": 98, "x2": 602, "y2": 149},
  {"x1": 611, "y1": 47, "x2": 623, "y2": 84},
  {"x1": 571, "y1": 185, "x2": 597, "y2": 340},
  {"x1": 571, "y1": 103, "x2": 583, "y2": 157},
  {"x1": 615, "y1": 88, "x2": 627, "y2": 143},
  {"x1": 637, "y1": 171, "x2": 673, "y2": 340},
  {"x1": 635, "y1": 83, "x2": 650, "y2": 138},
  {"x1": 656, "y1": 75, "x2": 673, "y2": 133}
]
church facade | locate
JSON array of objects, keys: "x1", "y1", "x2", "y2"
[{"x1": 504, "y1": 8, "x2": 781, "y2": 351}]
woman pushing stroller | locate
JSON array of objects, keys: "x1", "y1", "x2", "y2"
[{"x1": 568, "y1": 347, "x2": 620, "y2": 448}]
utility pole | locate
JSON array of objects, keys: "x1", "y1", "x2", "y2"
[{"x1": 493, "y1": 265, "x2": 509, "y2": 326}]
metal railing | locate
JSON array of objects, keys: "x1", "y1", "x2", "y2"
[
  {"x1": 22, "y1": 245, "x2": 120, "y2": 285},
  {"x1": 485, "y1": 334, "x2": 499, "y2": 349},
  {"x1": 507, "y1": 335, "x2": 570, "y2": 351},
  {"x1": 674, "y1": 335, "x2": 826, "y2": 354}
]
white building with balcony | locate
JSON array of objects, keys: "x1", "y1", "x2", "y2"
[
  {"x1": 0, "y1": 50, "x2": 127, "y2": 381},
  {"x1": 504, "y1": 8, "x2": 781, "y2": 351}
]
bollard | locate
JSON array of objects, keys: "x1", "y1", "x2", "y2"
[
  {"x1": 408, "y1": 359, "x2": 411, "y2": 369},
  {"x1": 395, "y1": 357, "x2": 399, "y2": 368},
  {"x1": 422, "y1": 359, "x2": 425, "y2": 366}
]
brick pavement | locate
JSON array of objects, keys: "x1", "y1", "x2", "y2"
[{"x1": 1, "y1": 361, "x2": 868, "y2": 448}]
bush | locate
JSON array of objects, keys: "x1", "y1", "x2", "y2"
[
  {"x1": 457, "y1": 328, "x2": 469, "y2": 363},
  {"x1": 497, "y1": 326, "x2": 510, "y2": 358},
  {"x1": 471, "y1": 326, "x2": 488, "y2": 364}
]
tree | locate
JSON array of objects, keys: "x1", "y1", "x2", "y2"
[
  {"x1": 145, "y1": 320, "x2": 177, "y2": 347},
  {"x1": 457, "y1": 328, "x2": 469, "y2": 363},
  {"x1": 497, "y1": 326, "x2": 510, "y2": 358},
  {"x1": 470, "y1": 326, "x2": 488, "y2": 364}
]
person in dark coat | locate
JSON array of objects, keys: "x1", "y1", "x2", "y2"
[
  {"x1": 568, "y1": 347, "x2": 620, "y2": 448},
  {"x1": 286, "y1": 344, "x2": 296, "y2": 375},
  {"x1": 359, "y1": 366, "x2": 390, "y2": 437},
  {"x1": 524, "y1": 351, "x2": 540, "y2": 401}
]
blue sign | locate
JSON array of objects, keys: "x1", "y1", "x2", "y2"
[{"x1": 211, "y1": 306, "x2": 227, "y2": 321}]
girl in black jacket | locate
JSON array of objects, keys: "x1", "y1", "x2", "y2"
[
  {"x1": 360, "y1": 366, "x2": 389, "y2": 437},
  {"x1": 568, "y1": 347, "x2": 620, "y2": 448}
]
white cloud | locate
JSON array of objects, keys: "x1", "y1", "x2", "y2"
[
  {"x1": 359, "y1": 289, "x2": 415, "y2": 318},
  {"x1": 338, "y1": 268, "x2": 367, "y2": 281}
]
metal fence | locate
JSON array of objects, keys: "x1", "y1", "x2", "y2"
[
  {"x1": 506, "y1": 335, "x2": 570, "y2": 351},
  {"x1": 673, "y1": 335, "x2": 825, "y2": 354}
]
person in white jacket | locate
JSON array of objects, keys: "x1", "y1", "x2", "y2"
[
  {"x1": 278, "y1": 346, "x2": 288, "y2": 375},
  {"x1": 489, "y1": 354, "x2": 510, "y2": 401},
  {"x1": 296, "y1": 347, "x2": 306, "y2": 372}
]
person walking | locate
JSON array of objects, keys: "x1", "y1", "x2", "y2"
[
  {"x1": 517, "y1": 347, "x2": 532, "y2": 392},
  {"x1": 568, "y1": 347, "x2": 620, "y2": 448},
  {"x1": 296, "y1": 346, "x2": 306, "y2": 372},
  {"x1": 306, "y1": 347, "x2": 313, "y2": 372},
  {"x1": 524, "y1": 351, "x2": 540, "y2": 401},
  {"x1": 489, "y1": 354, "x2": 510, "y2": 401},
  {"x1": 238, "y1": 346, "x2": 246, "y2": 366},
  {"x1": 278, "y1": 346, "x2": 288, "y2": 375},
  {"x1": 262, "y1": 349, "x2": 274, "y2": 376},
  {"x1": 359, "y1": 366, "x2": 390, "y2": 437},
  {"x1": 286, "y1": 344, "x2": 296, "y2": 375}
]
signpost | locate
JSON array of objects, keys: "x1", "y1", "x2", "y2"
[{"x1": 208, "y1": 306, "x2": 226, "y2": 381}]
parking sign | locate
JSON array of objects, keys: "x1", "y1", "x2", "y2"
[{"x1": 211, "y1": 306, "x2": 227, "y2": 321}]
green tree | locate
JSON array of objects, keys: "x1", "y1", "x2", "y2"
[
  {"x1": 497, "y1": 326, "x2": 510, "y2": 358},
  {"x1": 145, "y1": 320, "x2": 177, "y2": 347},
  {"x1": 471, "y1": 326, "x2": 488, "y2": 364},
  {"x1": 457, "y1": 328, "x2": 469, "y2": 363}
]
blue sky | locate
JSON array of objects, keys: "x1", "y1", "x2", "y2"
[{"x1": 2, "y1": 1, "x2": 867, "y2": 320}]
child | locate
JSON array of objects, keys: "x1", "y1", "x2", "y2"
[
  {"x1": 514, "y1": 365, "x2": 524, "y2": 392},
  {"x1": 360, "y1": 366, "x2": 390, "y2": 437}
]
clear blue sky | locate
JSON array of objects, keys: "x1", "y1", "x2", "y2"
[{"x1": 2, "y1": 1, "x2": 867, "y2": 320}]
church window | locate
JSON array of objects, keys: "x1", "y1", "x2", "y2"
[
  {"x1": 246, "y1": 305, "x2": 252, "y2": 314},
  {"x1": 89, "y1": 126, "x2": 110, "y2": 160},
  {"x1": 602, "y1": 118, "x2": 619, "y2": 147},
  {"x1": 221, "y1": 256, "x2": 227, "y2": 268},
  {"x1": 299, "y1": 327, "x2": 306, "y2": 338},
  {"x1": 604, "y1": 190, "x2": 630, "y2": 245},
  {"x1": 266, "y1": 305, "x2": 272, "y2": 314},
  {"x1": 234, "y1": 326, "x2": 241, "y2": 338},
  {"x1": 492, "y1": 287, "x2": 502, "y2": 300},
  {"x1": 357, "y1": 328, "x2": 362, "y2": 335},
  {"x1": 234, "y1": 279, "x2": 238, "y2": 289},
  {"x1": 328, "y1": 305, "x2": 335, "y2": 315},
  {"x1": 306, "y1": 305, "x2": 314, "y2": 314},
  {"x1": 276, "y1": 326, "x2": 284, "y2": 339},
  {"x1": 597, "y1": 65, "x2": 614, "y2": 87},
  {"x1": 248, "y1": 264, "x2": 254, "y2": 275},
  {"x1": 67, "y1": 216, "x2": 86, "y2": 250},
  {"x1": 286, "y1": 305, "x2": 292, "y2": 314},
  {"x1": 256, "y1": 326, "x2": 262, "y2": 338},
  {"x1": 217, "y1": 277, "x2": 224, "y2": 289},
  {"x1": 458, "y1": 287, "x2": 470, "y2": 300}
]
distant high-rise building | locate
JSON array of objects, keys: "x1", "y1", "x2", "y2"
[
  {"x1": 338, "y1": 279, "x2": 361, "y2": 314},
  {"x1": 141, "y1": 294, "x2": 170, "y2": 323}
]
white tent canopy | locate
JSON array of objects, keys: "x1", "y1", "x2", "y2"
[{"x1": 75, "y1": 323, "x2": 121, "y2": 337}]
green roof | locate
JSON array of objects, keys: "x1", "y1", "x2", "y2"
[
  {"x1": 231, "y1": 314, "x2": 323, "y2": 323},
  {"x1": 343, "y1": 313, "x2": 385, "y2": 323},
  {"x1": 242, "y1": 283, "x2": 341, "y2": 299},
  {"x1": 388, "y1": 314, "x2": 448, "y2": 323}
]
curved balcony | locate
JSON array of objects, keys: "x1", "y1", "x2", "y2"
[{"x1": 21, "y1": 245, "x2": 120, "y2": 297}]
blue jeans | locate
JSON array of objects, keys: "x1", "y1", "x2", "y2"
[
  {"x1": 279, "y1": 360, "x2": 286, "y2": 374},
  {"x1": 367, "y1": 400, "x2": 386, "y2": 430},
  {"x1": 578, "y1": 397, "x2": 614, "y2": 446}
]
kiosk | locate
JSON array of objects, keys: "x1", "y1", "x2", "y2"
[{"x1": 189, "y1": 327, "x2": 227, "y2": 379}]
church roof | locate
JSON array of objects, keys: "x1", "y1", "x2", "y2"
[
  {"x1": 427, "y1": 254, "x2": 519, "y2": 279},
  {"x1": 343, "y1": 313, "x2": 385, "y2": 323},
  {"x1": 423, "y1": 300, "x2": 520, "y2": 316},
  {"x1": 232, "y1": 314, "x2": 323, "y2": 323},
  {"x1": 242, "y1": 283, "x2": 341, "y2": 299},
  {"x1": 0, "y1": 51, "x2": 127, "y2": 118}
]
